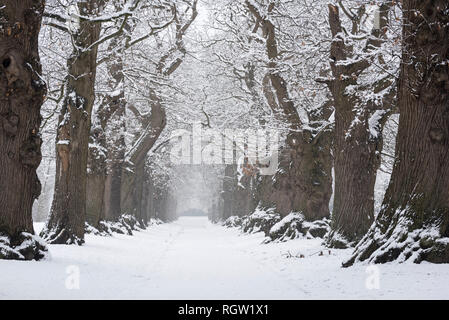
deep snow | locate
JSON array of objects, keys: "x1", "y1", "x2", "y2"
[{"x1": 1, "y1": 216, "x2": 448, "y2": 299}]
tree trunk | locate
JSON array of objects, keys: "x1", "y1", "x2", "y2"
[
  {"x1": 86, "y1": 129, "x2": 106, "y2": 227},
  {"x1": 89, "y1": 0, "x2": 130, "y2": 226},
  {"x1": 344, "y1": 0, "x2": 449, "y2": 265},
  {"x1": 154, "y1": 190, "x2": 166, "y2": 222},
  {"x1": 120, "y1": 90, "x2": 166, "y2": 224},
  {"x1": 104, "y1": 142, "x2": 125, "y2": 221},
  {"x1": 88, "y1": 38, "x2": 126, "y2": 226},
  {"x1": 256, "y1": 98, "x2": 333, "y2": 220},
  {"x1": 221, "y1": 165, "x2": 235, "y2": 220},
  {"x1": 118, "y1": 2, "x2": 197, "y2": 224},
  {"x1": 325, "y1": 4, "x2": 396, "y2": 248},
  {"x1": 0, "y1": 0, "x2": 48, "y2": 260},
  {"x1": 41, "y1": 1, "x2": 103, "y2": 245},
  {"x1": 140, "y1": 170, "x2": 153, "y2": 223},
  {"x1": 329, "y1": 99, "x2": 381, "y2": 247},
  {"x1": 146, "y1": 176, "x2": 157, "y2": 220},
  {"x1": 127, "y1": 161, "x2": 145, "y2": 225},
  {"x1": 245, "y1": 0, "x2": 332, "y2": 221}
]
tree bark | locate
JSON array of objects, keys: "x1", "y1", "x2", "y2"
[
  {"x1": 86, "y1": 128, "x2": 106, "y2": 227},
  {"x1": 245, "y1": 1, "x2": 332, "y2": 221},
  {"x1": 87, "y1": 36, "x2": 126, "y2": 226},
  {"x1": 0, "y1": 0, "x2": 48, "y2": 260},
  {"x1": 41, "y1": 1, "x2": 103, "y2": 244},
  {"x1": 141, "y1": 169, "x2": 156, "y2": 223},
  {"x1": 344, "y1": 0, "x2": 449, "y2": 265},
  {"x1": 120, "y1": 91, "x2": 166, "y2": 224},
  {"x1": 119, "y1": 1, "x2": 197, "y2": 224},
  {"x1": 325, "y1": 4, "x2": 396, "y2": 247},
  {"x1": 221, "y1": 165, "x2": 236, "y2": 220},
  {"x1": 103, "y1": 136, "x2": 125, "y2": 222},
  {"x1": 220, "y1": 164, "x2": 257, "y2": 220}
]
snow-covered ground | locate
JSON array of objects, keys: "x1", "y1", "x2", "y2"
[{"x1": 1, "y1": 216, "x2": 448, "y2": 299}]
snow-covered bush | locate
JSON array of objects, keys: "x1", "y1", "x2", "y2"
[
  {"x1": 148, "y1": 218, "x2": 164, "y2": 226},
  {"x1": 269, "y1": 212, "x2": 330, "y2": 242},
  {"x1": 0, "y1": 232, "x2": 48, "y2": 260},
  {"x1": 269, "y1": 212, "x2": 306, "y2": 241},
  {"x1": 242, "y1": 207, "x2": 281, "y2": 236},
  {"x1": 325, "y1": 231, "x2": 352, "y2": 249},
  {"x1": 85, "y1": 214, "x2": 147, "y2": 237},
  {"x1": 305, "y1": 219, "x2": 331, "y2": 239},
  {"x1": 223, "y1": 216, "x2": 243, "y2": 228},
  {"x1": 85, "y1": 222, "x2": 112, "y2": 237},
  {"x1": 120, "y1": 214, "x2": 142, "y2": 232}
]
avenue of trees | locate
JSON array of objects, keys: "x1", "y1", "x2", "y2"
[{"x1": 0, "y1": 0, "x2": 448, "y2": 265}]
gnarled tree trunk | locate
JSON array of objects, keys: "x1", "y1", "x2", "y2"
[
  {"x1": 0, "y1": 0, "x2": 48, "y2": 260},
  {"x1": 221, "y1": 164, "x2": 257, "y2": 220},
  {"x1": 86, "y1": 124, "x2": 106, "y2": 227},
  {"x1": 246, "y1": 1, "x2": 332, "y2": 221},
  {"x1": 119, "y1": 1, "x2": 197, "y2": 224},
  {"x1": 42, "y1": 1, "x2": 103, "y2": 245},
  {"x1": 120, "y1": 91, "x2": 166, "y2": 225},
  {"x1": 87, "y1": 37, "x2": 126, "y2": 227},
  {"x1": 324, "y1": 4, "x2": 396, "y2": 248},
  {"x1": 344, "y1": 0, "x2": 449, "y2": 265}
]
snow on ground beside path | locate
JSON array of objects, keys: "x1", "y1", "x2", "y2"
[{"x1": 1, "y1": 217, "x2": 448, "y2": 299}]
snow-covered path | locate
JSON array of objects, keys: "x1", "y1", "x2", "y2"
[{"x1": 1, "y1": 216, "x2": 449, "y2": 299}]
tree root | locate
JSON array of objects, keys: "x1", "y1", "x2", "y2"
[
  {"x1": 325, "y1": 230, "x2": 354, "y2": 249},
  {"x1": 0, "y1": 232, "x2": 48, "y2": 260},
  {"x1": 84, "y1": 215, "x2": 147, "y2": 237},
  {"x1": 85, "y1": 221, "x2": 113, "y2": 236},
  {"x1": 40, "y1": 226, "x2": 84, "y2": 245},
  {"x1": 343, "y1": 215, "x2": 449, "y2": 267}
]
